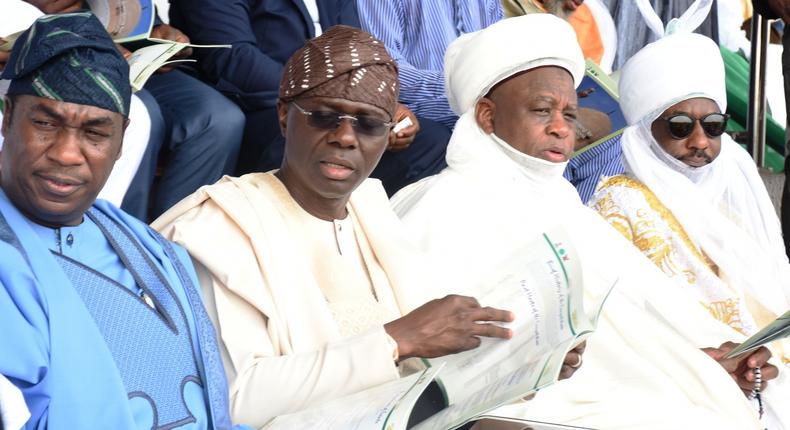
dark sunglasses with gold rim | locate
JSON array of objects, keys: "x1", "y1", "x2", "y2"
[
  {"x1": 655, "y1": 112, "x2": 730, "y2": 140},
  {"x1": 291, "y1": 102, "x2": 394, "y2": 137}
]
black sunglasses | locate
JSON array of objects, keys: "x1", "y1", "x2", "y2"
[
  {"x1": 655, "y1": 112, "x2": 730, "y2": 140},
  {"x1": 291, "y1": 102, "x2": 394, "y2": 137}
]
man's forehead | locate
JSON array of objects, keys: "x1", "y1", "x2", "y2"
[
  {"x1": 17, "y1": 94, "x2": 124, "y2": 122},
  {"x1": 491, "y1": 67, "x2": 576, "y2": 99},
  {"x1": 664, "y1": 97, "x2": 720, "y2": 114}
]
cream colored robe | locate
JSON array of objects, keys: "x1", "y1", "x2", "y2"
[
  {"x1": 152, "y1": 173, "x2": 437, "y2": 428},
  {"x1": 392, "y1": 113, "x2": 785, "y2": 429}
]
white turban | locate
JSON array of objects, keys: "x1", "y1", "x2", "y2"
[
  {"x1": 618, "y1": 33, "x2": 726, "y2": 125},
  {"x1": 618, "y1": 0, "x2": 725, "y2": 125},
  {"x1": 444, "y1": 14, "x2": 585, "y2": 116}
]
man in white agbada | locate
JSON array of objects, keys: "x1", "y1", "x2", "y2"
[
  {"x1": 392, "y1": 12, "x2": 789, "y2": 430},
  {"x1": 589, "y1": 0, "x2": 790, "y2": 425},
  {"x1": 152, "y1": 25, "x2": 527, "y2": 428}
]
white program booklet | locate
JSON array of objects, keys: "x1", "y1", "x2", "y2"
[
  {"x1": 262, "y1": 365, "x2": 442, "y2": 430},
  {"x1": 0, "y1": 32, "x2": 22, "y2": 52},
  {"x1": 260, "y1": 227, "x2": 614, "y2": 430},
  {"x1": 471, "y1": 416, "x2": 597, "y2": 430},
  {"x1": 127, "y1": 39, "x2": 230, "y2": 91},
  {"x1": 725, "y1": 309, "x2": 790, "y2": 359},
  {"x1": 414, "y1": 227, "x2": 612, "y2": 430}
]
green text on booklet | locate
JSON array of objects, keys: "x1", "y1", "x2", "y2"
[{"x1": 261, "y1": 227, "x2": 615, "y2": 430}]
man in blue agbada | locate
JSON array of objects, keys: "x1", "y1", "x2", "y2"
[{"x1": 0, "y1": 13, "x2": 247, "y2": 430}]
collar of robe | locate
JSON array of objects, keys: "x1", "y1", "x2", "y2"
[
  {"x1": 490, "y1": 132, "x2": 569, "y2": 182},
  {"x1": 445, "y1": 112, "x2": 570, "y2": 189}
]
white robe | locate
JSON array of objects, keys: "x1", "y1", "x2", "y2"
[
  {"x1": 153, "y1": 173, "x2": 438, "y2": 428},
  {"x1": 392, "y1": 112, "x2": 784, "y2": 429}
]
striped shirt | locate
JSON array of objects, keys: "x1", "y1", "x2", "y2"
[
  {"x1": 357, "y1": 0, "x2": 502, "y2": 128},
  {"x1": 563, "y1": 133, "x2": 625, "y2": 203}
]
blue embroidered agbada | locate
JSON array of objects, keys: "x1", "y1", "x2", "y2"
[
  {"x1": 0, "y1": 12, "x2": 246, "y2": 430},
  {"x1": 0, "y1": 192, "x2": 239, "y2": 429}
]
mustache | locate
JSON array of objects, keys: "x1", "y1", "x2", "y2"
[{"x1": 680, "y1": 149, "x2": 713, "y2": 163}]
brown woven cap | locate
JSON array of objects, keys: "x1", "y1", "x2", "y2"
[{"x1": 279, "y1": 25, "x2": 400, "y2": 118}]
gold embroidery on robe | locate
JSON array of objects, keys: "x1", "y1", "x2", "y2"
[
  {"x1": 596, "y1": 176, "x2": 718, "y2": 275},
  {"x1": 593, "y1": 176, "x2": 757, "y2": 332},
  {"x1": 701, "y1": 299, "x2": 747, "y2": 336}
]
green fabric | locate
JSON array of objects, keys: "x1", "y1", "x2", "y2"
[
  {"x1": 729, "y1": 117, "x2": 785, "y2": 172},
  {"x1": 721, "y1": 47, "x2": 786, "y2": 172}
]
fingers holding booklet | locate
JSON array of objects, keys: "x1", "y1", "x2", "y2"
[
  {"x1": 703, "y1": 342, "x2": 780, "y2": 396},
  {"x1": 384, "y1": 295, "x2": 515, "y2": 360},
  {"x1": 262, "y1": 227, "x2": 612, "y2": 430}
]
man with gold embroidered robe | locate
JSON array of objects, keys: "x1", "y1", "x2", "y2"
[{"x1": 589, "y1": 1, "x2": 790, "y2": 427}]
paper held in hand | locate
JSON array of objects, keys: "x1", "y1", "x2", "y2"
[
  {"x1": 0, "y1": 32, "x2": 23, "y2": 52},
  {"x1": 472, "y1": 416, "x2": 596, "y2": 430},
  {"x1": 86, "y1": 0, "x2": 156, "y2": 43},
  {"x1": 128, "y1": 39, "x2": 230, "y2": 91},
  {"x1": 725, "y1": 309, "x2": 790, "y2": 359},
  {"x1": 261, "y1": 227, "x2": 615, "y2": 430},
  {"x1": 1, "y1": 0, "x2": 153, "y2": 52}
]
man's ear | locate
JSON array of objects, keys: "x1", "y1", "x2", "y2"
[
  {"x1": 277, "y1": 100, "x2": 289, "y2": 137},
  {"x1": 115, "y1": 117, "x2": 130, "y2": 161},
  {"x1": 475, "y1": 97, "x2": 496, "y2": 135},
  {"x1": 2, "y1": 96, "x2": 13, "y2": 139}
]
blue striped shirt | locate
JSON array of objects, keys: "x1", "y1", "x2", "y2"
[
  {"x1": 563, "y1": 133, "x2": 625, "y2": 203},
  {"x1": 357, "y1": 0, "x2": 502, "y2": 128}
]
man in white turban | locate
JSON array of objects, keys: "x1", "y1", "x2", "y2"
[
  {"x1": 392, "y1": 12, "x2": 789, "y2": 429},
  {"x1": 589, "y1": 0, "x2": 790, "y2": 426}
]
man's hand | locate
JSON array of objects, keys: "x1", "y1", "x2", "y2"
[
  {"x1": 149, "y1": 24, "x2": 193, "y2": 73},
  {"x1": 115, "y1": 44, "x2": 132, "y2": 60},
  {"x1": 702, "y1": 342, "x2": 779, "y2": 397},
  {"x1": 0, "y1": 50, "x2": 10, "y2": 71},
  {"x1": 766, "y1": 0, "x2": 790, "y2": 23},
  {"x1": 25, "y1": 0, "x2": 83, "y2": 14},
  {"x1": 559, "y1": 341, "x2": 586, "y2": 380},
  {"x1": 388, "y1": 104, "x2": 419, "y2": 152},
  {"x1": 384, "y1": 295, "x2": 514, "y2": 360}
]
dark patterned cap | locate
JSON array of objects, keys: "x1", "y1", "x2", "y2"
[
  {"x1": 279, "y1": 25, "x2": 399, "y2": 118},
  {"x1": 1, "y1": 12, "x2": 131, "y2": 116}
]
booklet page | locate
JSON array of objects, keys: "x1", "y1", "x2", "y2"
[
  {"x1": 426, "y1": 228, "x2": 583, "y2": 405},
  {"x1": 261, "y1": 365, "x2": 441, "y2": 430},
  {"x1": 726, "y1": 309, "x2": 790, "y2": 359}
]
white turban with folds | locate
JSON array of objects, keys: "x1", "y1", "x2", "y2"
[
  {"x1": 618, "y1": 31, "x2": 726, "y2": 125},
  {"x1": 444, "y1": 13, "x2": 585, "y2": 116}
]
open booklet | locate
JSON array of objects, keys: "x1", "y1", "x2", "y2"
[
  {"x1": 0, "y1": 33, "x2": 21, "y2": 52},
  {"x1": 472, "y1": 416, "x2": 596, "y2": 430},
  {"x1": 127, "y1": 39, "x2": 230, "y2": 91},
  {"x1": 725, "y1": 309, "x2": 790, "y2": 359},
  {"x1": 262, "y1": 227, "x2": 615, "y2": 430}
]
